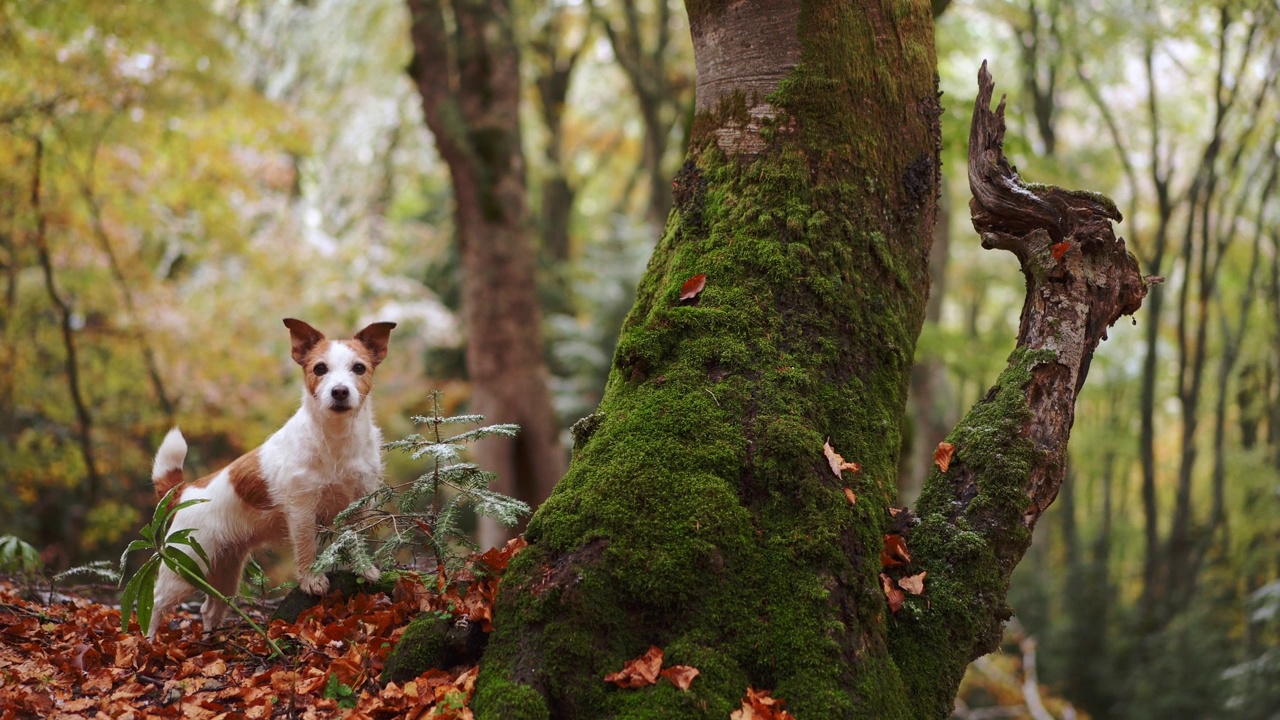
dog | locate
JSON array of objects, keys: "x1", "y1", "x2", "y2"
[{"x1": 146, "y1": 318, "x2": 395, "y2": 638}]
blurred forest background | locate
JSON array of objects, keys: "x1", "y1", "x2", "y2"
[{"x1": 1, "y1": 0, "x2": 1278, "y2": 717}]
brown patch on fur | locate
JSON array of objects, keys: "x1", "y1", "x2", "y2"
[
  {"x1": 339, "y1": 340, "x2": 376, "y2": 398},
  {"x1": 154, "y1": 468, "x2": 185, "y2": 499},
  {"x1": 228, "y1": 448, "x2": 272, "y2": 510},
  {"x1": 284, "y1": 318, "x2": 326, "y2": 365},
  {"x1": 353, "y1": 322, "x2": 396, "y2": 366},
  {"x1": 301, "y1": 340, "x2": 333, "y2": 399}
]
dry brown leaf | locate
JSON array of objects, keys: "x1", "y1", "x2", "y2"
[
  {"x1": 843, "y1": 488, "x2": 857, "y2": 505},
  {"x1": 660, "y1": 665, "x2": 700, "y2": 691},
  {"x1": 604, "y1": 646, "x2": 664, "y2": 689},
  {"x1": 881, "y1": 534, "x2": 912, "y2": 568},
  {"x1": 823, "y1": 440, "x2": 861, "y2": 478},
  {"x1": 880, "y1": 573, "x2": 906, "y2": 613},
  {"x1": 888, "y1": 507, "x2": 904, "y2": 517},
  {"x1": 898, "y1": 571, "x2": 927, "y2": 596},
  {"x1": 679, "y1": 274, "x2": 707, "y2": 301},
  {"x1": 731, "y1": 687, "x2": 796, "y2": 720},
  {"x1": 934, "y1": 441, "x2": 955, "y2": 473}
]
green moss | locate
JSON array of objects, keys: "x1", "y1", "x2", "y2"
[
  {"x1": 889, "y1": 346, "x2": 1057, "y2": 717},
  {"x1": 382, "y1": 614, "x2": 451, "y2": 685},
  {"x1": 473, "y1": 673, "x2": 550, "y2": 720}
]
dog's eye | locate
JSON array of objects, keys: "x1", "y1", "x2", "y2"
[
  {"x1": 353, "y1": 363, "x2": 367, "y2": 375},
  {"x1": 313, "y1": 363, "x2": 328, "y2": 376}
]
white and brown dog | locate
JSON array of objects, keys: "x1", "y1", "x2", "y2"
[{"x1": 146, "y1": 318, "x2": 395, "y2": 638}]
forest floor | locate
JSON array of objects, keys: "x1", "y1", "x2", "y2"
[{"x1": 0, "y1": 572, "x2": 480, "y2": 719}]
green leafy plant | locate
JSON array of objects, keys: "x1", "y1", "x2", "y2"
[
  {"x1": 118, "y1": 487, "x2": 283, "y2": 657},
  {"x1": 323, "y1": 673, "x2": 358, "y2": 709},
  {"x1": 0, "y1": 535, "x2": 42, "y2": 577},
  {"x1": 317, "y1": 391, "x2": 532, "y2": 583}
]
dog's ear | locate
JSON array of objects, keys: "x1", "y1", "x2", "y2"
[
  {"x1": 354, "y1": 322, "x2": 396, "y2": 366},
  {"x1": 283, "y1": 319, "x2": 326, "y2": 365}
]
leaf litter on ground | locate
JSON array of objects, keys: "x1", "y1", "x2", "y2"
[{"x1": 0, "y1": 537, "x2": 528, "y2": 719}]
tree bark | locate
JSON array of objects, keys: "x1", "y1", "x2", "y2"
[
  {"x1": 462, "y1": 5, "x2": 1144, "y2": 719},
  {"x1": 406, "y1": 0, "x2": 567, "y2": 547}
]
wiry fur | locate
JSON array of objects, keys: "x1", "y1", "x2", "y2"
[{"x1": 147, "y1": 319, "x2": 395, "y2": 638}]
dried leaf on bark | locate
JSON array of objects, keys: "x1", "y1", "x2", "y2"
[
  {"x1": 881, "y1": 534, "x2": 912, "y2": 568},
  {"x1": 660, "y1": 665, "x2": 700, "y2": 691},
  {"x1": 881, "y1": 573, "x2": 906, "y2": 613},
  {"x1": 603, "y1": 645, "x2": 664, "y2": 688},
  {"x1": 898, "y1": 571, "x2": 927, "y2": 595},
  {"x1": 823, "y1": 439, "x2": 861, "y2": 478},
  {"x1": 934, "y1": 441, "x2": 955, "y2": 472},
  {"x1": 679, "y1": 273, "x2": 707, "y2": 301}
]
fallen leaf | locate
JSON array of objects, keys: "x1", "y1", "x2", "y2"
[
  {"x1": 477, "y1": 536, "x2": 528, "y2": 573},
  {"x1": 881, "y1": 573, "x2": 906, "y2": 613},
  {"x1": 881, "y1": 534, "x2": 912, "y2": 568},
  {"x1": 201, "y1": 657, "x2": 227, "y2": 677},
  {"x1": 843, "y1": 488, "x2": 857, "y2": 505},
  {"x1": 660, "y1": 665, "x2": 700, "y2": 691},
  {"x1": 934, "y1": 442, "x2": 955, "y2": 473},
  {"x1": 731, "y1": 687, "x2": 797, "y2": 720},
  {"x1": 604, "y1": 646, "x2": 664, "y2": 689},
  {"x1": 1051, "y1": 241, "x2": 1071, "y2": 260},
  {"x1": 888, "y1": 507, "x2": 904, "y2": 517},
  {"x1": 898, "y1": 571, "x2": 927, "y2": 595},
  {"x1": 679, "y1": 274, "x2": 707, "y2": 302},
  {"x1": 823, "y1": 440, "x2": 861, "y2": 478}
]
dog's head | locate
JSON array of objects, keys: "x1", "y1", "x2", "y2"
[{"x1": 283, "y1": 319, "x2": 396, "y2": 415}]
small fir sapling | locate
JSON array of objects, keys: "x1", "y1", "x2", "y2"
[{"x1": 315, "y1": 391, "x2": 531, "y2": 584}]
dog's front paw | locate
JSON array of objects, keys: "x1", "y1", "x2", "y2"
[
  {"x1": 360, "y1": 566, "x2": 382, "y2": 584},
  {"x1": 298, "y1": 572, "x2": 330, "y2": 596}
]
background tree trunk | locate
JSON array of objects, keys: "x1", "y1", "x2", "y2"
[
  {"x1": 406, "y1": 0, "x2": 566, "y2": 547},
  {"x1": 462, "y1": 3, "x2": 1144, "y2": 718}
]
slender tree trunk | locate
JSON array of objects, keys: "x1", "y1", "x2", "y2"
[
  {"x1": 591, "y1": 0, "x2": 692, "y2": 226},
  {"x1": 458, "y1": 4, "x2": 1143, "y2": 718},
  {"x1": 406, "y1": 0, "x2": 567, "y2": 547},
  {"x1": 900, "y1": 182, "x2": 955, "y2": 505},
  {"x1": 30, "y1": 136, "x2": 101, "y2": 567}
]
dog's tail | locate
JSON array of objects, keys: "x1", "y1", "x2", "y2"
[{"x1": 152, "y1": 427, "x2": 188, "y2": 499}]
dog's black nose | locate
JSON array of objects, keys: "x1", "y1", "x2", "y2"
[{"x1": 332, "y1": 386, "x2": 350, "y2": 401}]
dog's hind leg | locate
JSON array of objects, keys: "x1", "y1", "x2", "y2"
[
  {"x1": 199, "y1": 550, "x2": 248, "y2": 634},
  {"x1": 148, "y1": 564, "x2": 193, "y2": 639}
]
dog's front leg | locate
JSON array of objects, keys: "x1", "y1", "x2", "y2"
[{"x1": 287, "y1": 505, "x2": 329, "y2": 596}]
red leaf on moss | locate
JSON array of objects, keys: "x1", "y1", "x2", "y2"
[
  {"x1": 823, "y1": 440, "x2": 861, "y2": 478},
  {"x1": 898, "y1": 571, "x2": 927, "y2": 595},
  {"x1": 934, "y1": 441, "x2": 955, "y2": 473},
  {"x1": 881, "y1": 534, "x2": 912, "y2": 568},
  {"x1": 880, "y1": 573, "x2": 906, "y2": 613},
  {"x1": 843, "y1": 488, "x2": 857, "y2": 505},
  {"x1": 679, "y1": 273, "x2": 707, "y2": 301},
  {"x1": 1051, "y1": 241, "x2": 1071, "y2": 260},
  {"x1": 604, "y1": 646, "x2": 664, "y2": 688},
  {"x1": 660, "y1": 665, "x2": 700, "y2": 691}
]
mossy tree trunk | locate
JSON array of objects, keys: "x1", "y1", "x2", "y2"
[
  {"x1": 464, "y1": 3, "x2": 1146, "y2": 718},
  {"x1": 406, "y1": 0, "x2": 566, "y2": 547}
]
